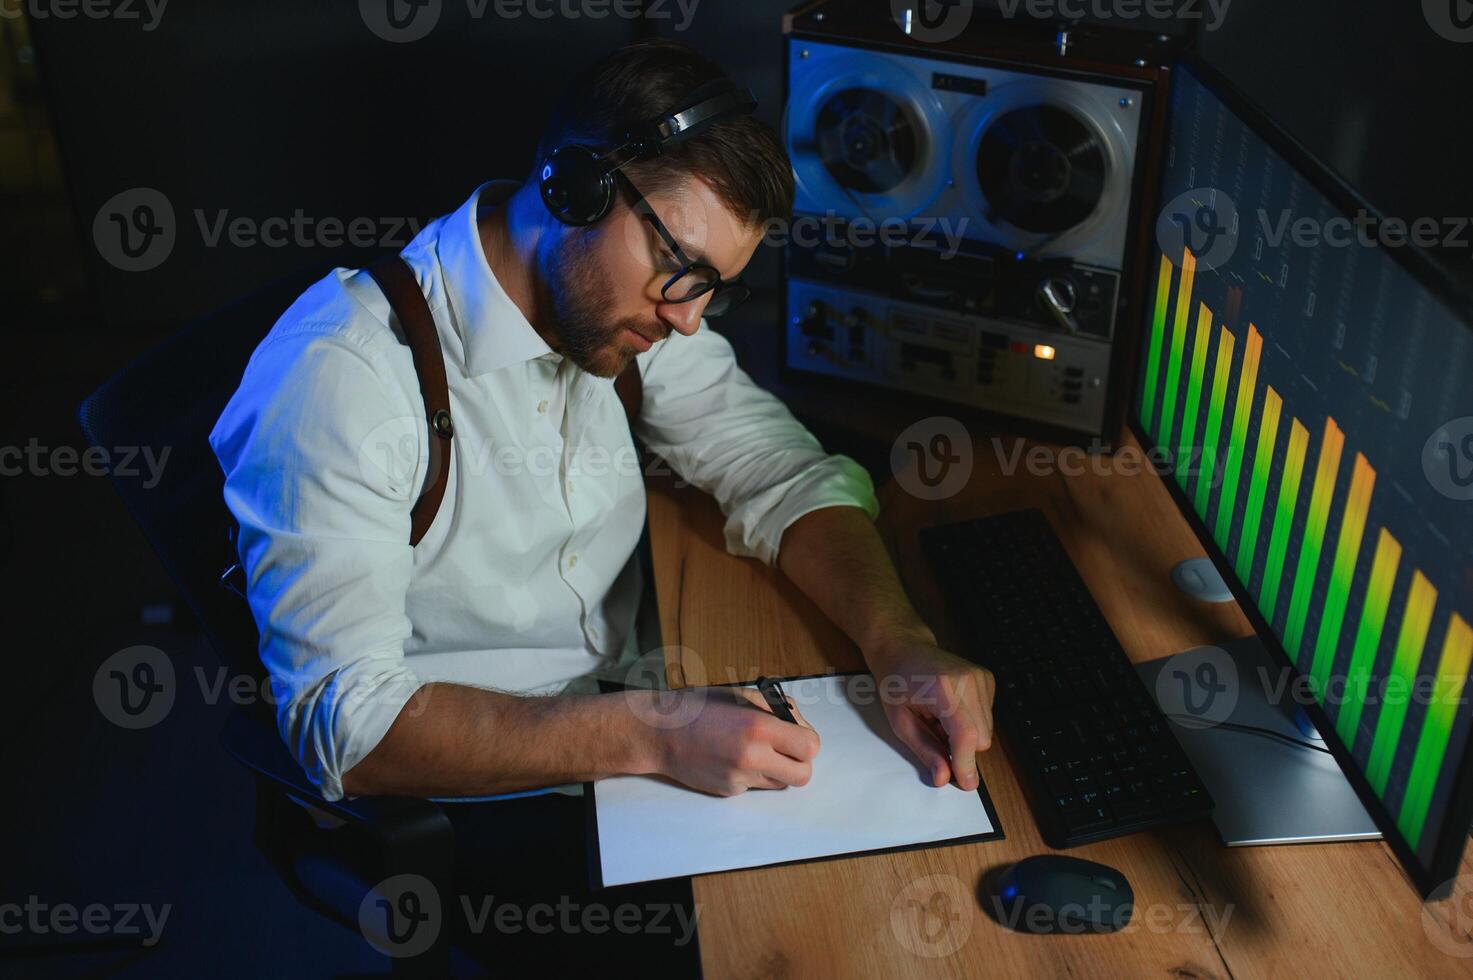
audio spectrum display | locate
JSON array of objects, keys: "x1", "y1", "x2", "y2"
[{"x1": 1137, "y1": 65, "x2": 1473, "y2": 867}]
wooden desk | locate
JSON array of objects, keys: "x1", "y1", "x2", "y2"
[{"x1": 645, "y1": 430, "x2": 1473, "y2": 978}]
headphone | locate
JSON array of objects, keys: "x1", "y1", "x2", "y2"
[{"x1": 539, "y1": 79, "x2": 758, "y2": 227}]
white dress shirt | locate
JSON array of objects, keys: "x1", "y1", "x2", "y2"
[{"x1": 210, "y1": 181, "x2": 878, "y2": 801}]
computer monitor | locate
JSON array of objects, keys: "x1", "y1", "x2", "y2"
[{"x1": 1133, "y1": 59, "x2": 1473, "y2": 898}]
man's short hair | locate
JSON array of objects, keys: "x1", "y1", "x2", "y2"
[{"x1": 532, "y1": 38, "x2": 793, "y2": 228}]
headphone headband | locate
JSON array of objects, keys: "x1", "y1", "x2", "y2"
[{"x1": 540, "y1": 79, "x2": 758, "y2": 226}]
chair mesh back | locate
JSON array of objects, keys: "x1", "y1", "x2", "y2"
[{"x1": 76, "y1": 268, "x2": 326, "y2": 685}]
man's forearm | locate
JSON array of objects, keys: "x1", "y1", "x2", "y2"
[
  {"x1": 775, "y1": 505, "x2": 935, "y2": 664},
  {"x1": 341, "y1": 682, "x2": 662, "y2": 798}
]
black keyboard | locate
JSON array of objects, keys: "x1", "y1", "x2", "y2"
[{"x1": 920, "y1": 508, "x2": 1213, "y2": 847}]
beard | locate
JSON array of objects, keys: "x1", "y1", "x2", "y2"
[{"x1": 541, "y1": 228, "x2": 658, "y2": 379}]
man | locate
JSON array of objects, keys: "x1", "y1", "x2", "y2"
[{"x1": 212, "y1": 38, "x2": 993, "y2": 968}]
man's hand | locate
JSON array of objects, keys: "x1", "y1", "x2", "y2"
[
  {"x1": 647, "y1": 687, "x2": 821, "y2": 797},
  {"x1": 868, "y1": 638, "x2": 995, "y2": 790}
]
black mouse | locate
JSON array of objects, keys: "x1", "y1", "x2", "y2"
[{"x1": 991, "y1": 855, "x2": 1133, "y2": 934}]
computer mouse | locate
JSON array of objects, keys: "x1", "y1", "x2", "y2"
[{"x1": 991, "y1": 855, "x2": 1133, "y2": 934}]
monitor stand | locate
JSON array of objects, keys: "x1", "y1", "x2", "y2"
[{"x1": 1136, "y1": 635, "x2": 1382, "y2": 846}]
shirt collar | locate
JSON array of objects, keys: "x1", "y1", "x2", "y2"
[{"x1": 437, "y1": 180, "x2": 559, "y2": 376}]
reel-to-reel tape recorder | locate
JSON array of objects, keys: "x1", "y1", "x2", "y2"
[{"x1": 782, "y1": 3, "x2": 1178, "y2": 440}]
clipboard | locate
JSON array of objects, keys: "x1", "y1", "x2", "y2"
[{"x1": 586, "y1": 671, "x2": 1004, "y2": 889}]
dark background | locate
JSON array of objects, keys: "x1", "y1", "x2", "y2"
[{"x1": 0, "y1": 0, "x2": 1469, "y2": 973}]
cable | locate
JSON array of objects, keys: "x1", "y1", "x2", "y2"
[{"x1": 1163, "y1": 715, "x2": 1333, "y2": 755}]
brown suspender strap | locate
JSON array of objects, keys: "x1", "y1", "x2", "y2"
[
  {"x1": 366, "y1": 254, "x2": 644, "y2": 548},
  {"x1": 367, "y1": 256, "x2": 454, "y2": 547},
  {"x1": 613, "y1": 358, "x2": 643, "y2": 423}
]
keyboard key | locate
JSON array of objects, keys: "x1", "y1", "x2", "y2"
[{"x1": 919, "y1": 509, "x2": 1215, "y2": 848}]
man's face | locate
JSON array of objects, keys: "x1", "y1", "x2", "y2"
[{"x1": 540, "y1": 173, "x2": 765, "y2": 378}]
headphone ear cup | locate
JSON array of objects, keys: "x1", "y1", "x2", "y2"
[{"x1": 539, "y1": 146, "x2": 616, "y2": 226}]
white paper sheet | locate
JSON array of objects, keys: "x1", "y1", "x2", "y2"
[{"x1": 593, "y1": 674, "x2": 1000, "y2": 887}]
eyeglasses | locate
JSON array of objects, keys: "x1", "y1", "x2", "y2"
[{"x1": 616, "y1": 172, "x2": 751, "y2": 319}]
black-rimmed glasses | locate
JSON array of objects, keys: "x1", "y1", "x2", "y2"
[{"x1": 616, "y1": 172, "x2": 751, "y2": 319}]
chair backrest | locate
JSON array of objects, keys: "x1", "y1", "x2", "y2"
[{"x1": 77, "y1": 268, "x2": 327, "y2": 689}]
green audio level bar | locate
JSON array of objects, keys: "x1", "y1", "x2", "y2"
[
  {"x1": 1177, "y1": 303, "x2": 1213, "y2": 492},
  {"x1": 1195, "y1": 325, "x2": 1237, "y2": 516},
  {"x1": 1260, "y1": 418, "x2": 1310, "y2": 622},
  {"x1": 1285, "y1": 418, "x2": 1346, "y2": 660},
  {"x1": 1214, "y1": 325, "x2": 1262, "y2": 550},
  {"x1": 1141, "y1": 254, "x2": 1173, "y2": 432},
  {"x1": 1235, "y1": 385, "x2": 1282, "y2": 583},
  {"x1": 1366, "y1": 571, "x2": 1439, "y2": 795},
  {"x1": 1334, "y1": 528, "x2": 1403, "y2": 750},
  {"x1": 1398, "y1": 615, "x2": 1473, "y2": 848},
  {"x1": 1157, "y1": 249, "x2": 1197, "y2": 452},
  {"x1": 1308, "y1": 453, "x2": 1376, "y2": 694}
]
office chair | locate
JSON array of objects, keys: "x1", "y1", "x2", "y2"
[{"x1": 77, "y1": 268, "x2": 455, "y2": 977}]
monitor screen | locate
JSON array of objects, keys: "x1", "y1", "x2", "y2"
[{"x1": 1133, "y1": 61, "x2": 1473, "y2": 895}]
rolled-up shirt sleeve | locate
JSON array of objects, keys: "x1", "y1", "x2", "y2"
[
  {"x1": 636, "y1": 319, "x2": 879, "y2": 566},
  {"x1": 210, "y1": 321, "x2": 427, "y2": 801}
]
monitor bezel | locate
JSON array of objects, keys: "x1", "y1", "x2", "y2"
[{"x1": 1127, "y1": 55, "x2": 1473, "y2": 900}]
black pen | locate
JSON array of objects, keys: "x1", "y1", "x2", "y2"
[{"x1": 755, "y1": 676, "x2": 798, "y2": 724}]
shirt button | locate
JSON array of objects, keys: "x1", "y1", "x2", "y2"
[
  {"x1": 590, "y1": 626, "x2": 601, "y2": 641},
  {"x1": 568, "y1": 554, "x2": 578, "y2": 569},
  {"x1": 537, "y1": 400, "x2": 549, "y2": 414},
  {"x1": 566, "y1": 480, "x2": 575, "y2": 494}
]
